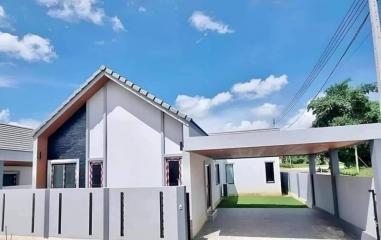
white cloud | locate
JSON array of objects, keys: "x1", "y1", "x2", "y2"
[
  {"x1": 110, "y1": 16, "x2": 125, "y2": 32},
  {"x1": 9, "y1": 119, "x2": 41, "y2": 129},
  {"x1": 0, "y1": 77, "x2": 13, "y2": 88},
  {"x1": 232, "y1": 75, "x2": 288, "y2": 99},
  {"x1": 37, "y1": 0, "x2": 125, "y2": 32},
  {"x1": 189, "y1": 11, "x2": 234, "y2": 34},
  {"x1": 138, "y1": 6, "x2": 146, "y2": 12},
  {"x1": 223, "y1": 120, "x2": 271, "y2": 132},
  {"x1": 37, "y1": 0, "x2": 105, "y2": 24},
  {"x1": 175, "y1": 91, "x2": 232, "y2": 118},
  {"x1": 285, "y1": 108, "x2": 315, "y2": 129},
  {"x1": 251, "y1": 103, "x2": 279, "y2": 118},
  {"x1": 0, "y1": 5, "x2": 13, "y2": 30},
  {"x1": 0, "y1": 108, "x2": 40, "y2": 129},
  {"x1": 0, "y1": 32, "x2": 56, "y2": 62},
  {"x1": 0, "y1": 109, "x2": 10, "y2": 122}
]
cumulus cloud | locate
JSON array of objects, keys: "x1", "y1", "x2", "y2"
[
  {"x1": 189, "y1": 11, "x2": 234, "y2": 34},
  {"x1": 223, "y1": 120, "x2": 271, "y2": 132},
  {"x1": 231, "y1": 75, "x2": 288, "y2": 99},
  {"x1": 285, "y1": 108, "x2": 315, "y2": 129},
  {"x1": 0, "y1": 32, "x2": 56, "y2": 62},
  {"x1": 110, "y1": 16, "x2": 125, "y2": 32},
  {"x1": 251, "y1": 103, "x2": 279, "y2": 118},
  {"x1": 37, "y1": 0, "x2": 125, "y2": 32},
  {"x1": 0, "y1": 108, "x2": 40, "y2": 129},
  {"x1": 175, "y1": 91, "x2": 232, "y2": 118}
]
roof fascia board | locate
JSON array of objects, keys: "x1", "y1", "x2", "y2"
[
  {"x1": 33, "y1": 70, "x2": 104, "y2": 137},
  {"x1": 105, "y1": 73, "x2": 190, "y2": 126}
]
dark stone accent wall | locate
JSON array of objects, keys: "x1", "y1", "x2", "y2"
[{"x1": 47, "y1": 105, "x2": 86, "y2": 188}]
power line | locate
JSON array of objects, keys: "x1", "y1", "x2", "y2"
[
  {"x1": 286, "y1": 12, "x2": 370, "y2": 128},
  {"x1": 277, "y1": 0, "x2": 368, "y2": 123}
]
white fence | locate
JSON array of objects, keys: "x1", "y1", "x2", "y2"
[
  {"x1": 0, "y1": 186, "x2": 187, "y2": 240},
  {"x1": 285, "y1": 172, "x2": 377, "y2": 239}
]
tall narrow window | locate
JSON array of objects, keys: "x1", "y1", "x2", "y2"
[
  {"x1": 265, "y1": 162, "x2": 275, "y2": 183},
  {"x1": 225, "y1": 164, "x2": 234, "y2": 184},
  {"x1": 215, "y1": 164, "x2": 220, "y2": 185},
  {"x1": 89, "y1": 161, "x2": 103, "y2": 188},
  {"x1": 165, "y1": 157, "x2": 182, "y2": 186}
]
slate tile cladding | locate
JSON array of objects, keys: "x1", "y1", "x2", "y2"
[{"x1": 47, "y1": 105, "x2": 86, "y2": 188}]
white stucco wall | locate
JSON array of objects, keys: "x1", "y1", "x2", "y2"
[
  {"x1": 4, "y1": 166, "x2": 32, "y2": 186},
  {"x1": 88, "y1": 87, "x2": 105, "y2": 160},
  {"x1": 218, "y1": 157, "x2": 281, "y2": 196},
  {"x1": 105, "y1": 81, "x2": 164, "y2": 187},
  {"x1": 164, "y1": 114, "x2": 182, "y2": 155}
]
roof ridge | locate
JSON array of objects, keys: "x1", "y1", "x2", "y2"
[
  {"x1": 34, "y1": 65, "x2": 204, "y2": 137},
  {"x1": 99, "y1": 65, "x2": 192, "y2": 122}
]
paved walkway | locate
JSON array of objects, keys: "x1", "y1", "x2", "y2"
[{"x1": 195, "y1": 208, "x2": 356, "y2": 240}]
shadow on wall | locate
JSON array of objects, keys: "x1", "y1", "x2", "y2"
[{"x1": 285, "y1": 171, "x2": 377, "y2": 239}]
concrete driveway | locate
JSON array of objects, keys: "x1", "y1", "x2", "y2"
[{"x1": 195, "y1": 208, "x2": 356, "y2": 240}]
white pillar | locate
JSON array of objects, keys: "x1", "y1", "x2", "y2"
[
  {"x1": 371, "y1": 139, "x2": 381, "y2": 237},
  {"x1": 329, "y1": 149, "x2": 339, "y2": 217},
  {"x1": 369, "y1": 0, "x2": 381, "y2": 111}
]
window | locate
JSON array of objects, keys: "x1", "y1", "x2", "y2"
[
  {"x1": 3, "y1": 172, "x2": 18, "y2": 186},
  {"x1": 49, "y1": 159, "x2": 78, "y2": 188},
  {"x1": 265, "y1": 162, "x2": 275, "y2": 183},
  {"x1": 225, "y1": 164, "x2": 234, "y2": 184},
  {"x1": 215, "y1": 164, "x2": 220, "y2": 185},
  {"x1": 165, "y1": 157, "x2": 182, "y2": 186},
  {"x1": 89, "y1": 161, "x2": 103, "y2": 188}
]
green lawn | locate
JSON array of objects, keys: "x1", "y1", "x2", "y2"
[
  {"x1": 340, "y1": 167, "x2": 373, "y2": 177},
  {"x1": 218, "y1": 195, "x2": 307, "y2": 208}
]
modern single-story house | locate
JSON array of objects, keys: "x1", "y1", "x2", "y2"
[
  {"x1": 31, "y1": 66, "x2": 281, "y2": 237},
  {"x1": 0, "y1": 124, "x2": 33, "y2": 188}
]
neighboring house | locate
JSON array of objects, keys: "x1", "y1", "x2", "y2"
[
  {"x1": 0, "y1": 124, "x2": 33, "y2": 188},
  {"x1": 217, "y1": 157, "x2": 281, "y2": 196},
  {"x1": 31, "y1": 66, "x2": 281, "y2": 237}
]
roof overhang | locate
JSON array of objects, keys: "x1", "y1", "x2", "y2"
[
  {"x1": 184, "y1": 123, "x2": 381, "y2": 159},
  {"x1": 0, "y1": 149, "x2": 32, "y2": 162}
]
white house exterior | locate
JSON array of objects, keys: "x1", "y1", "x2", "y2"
[
  {"x1": 218, "y1": 157, "x2": 281, "y2": 196},
  {"x1": 0, "y1": 124, "x2": 33, "y2": 189},
  {"x1": 31, "y1": 66, "x2": 282, "y2": 237}
]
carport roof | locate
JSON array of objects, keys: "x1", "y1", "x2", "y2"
[{"x1": 184, "y1": 123, "x2": 381, "y2": 159}]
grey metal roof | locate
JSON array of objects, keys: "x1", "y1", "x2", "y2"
[
  {"x1": 0, "y1": 124, "x2": 33, "y2": 152},
  {"x1": 34, "y1": 65, "x2": 207, "y2": 137}
]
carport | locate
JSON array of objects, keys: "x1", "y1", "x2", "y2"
[{"x1": 184, "y1": 123, "x2": 381, "y2": 239}]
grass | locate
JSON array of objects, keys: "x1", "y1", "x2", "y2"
[
  {"x1": 280, "y1": 163, "x2": 309, "y2": 168},
  {"x1": 218, "y1": 195, "x2": 307, "y2": 208},
  {"x1": 340, "y1": 167, "x2": 373, "y2": 177}
]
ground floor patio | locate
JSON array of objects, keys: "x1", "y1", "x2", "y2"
[{"x1": 195, "y1": 208, "x2": 356, "y2": 240}]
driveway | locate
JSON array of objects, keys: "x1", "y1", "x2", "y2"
[{"x1": 195, "y1": 208, "x2": 356, "y2": 240}]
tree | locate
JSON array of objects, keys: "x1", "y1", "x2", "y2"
[{"x1": 307, "y1": 80, "x2": 380, "y2": 166}]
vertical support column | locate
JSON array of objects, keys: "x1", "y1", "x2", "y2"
[
  {"x1": 308, "y1": 155, "x2": 316, "y2": 207},
  {"x1": 0, "y1": 161, "x2": 4, "y2": 189},
  {"x1": 371, "y1": 139, "x2": 381, "y2": 238},
  {"x1": 329, "y1": 149, "x2": 340, "y2": 217}
]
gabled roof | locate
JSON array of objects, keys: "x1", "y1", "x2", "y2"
[
  {"x1": 0, "y1": 123, "x2": 33, "y2": 152},
  {"x1": 34, "y1": 65, "x2": 207, "y2": 137}
]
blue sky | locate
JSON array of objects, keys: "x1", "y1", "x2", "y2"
[{"x1": 0, "y1": 0, "x2": 377, "y2": 132}]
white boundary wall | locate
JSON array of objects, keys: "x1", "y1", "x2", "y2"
[
  {"x1": 286, "y1": 172, "x2": 377, "y2": 239},
  {"x1": 0, "y1": 186, "x2": 187, "y2": 240}
]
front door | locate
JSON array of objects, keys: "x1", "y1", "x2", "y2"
[{"x1": 205, "y1": 164, "x2": 212, "y2": 209}]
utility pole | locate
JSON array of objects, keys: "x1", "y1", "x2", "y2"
[{"x1": 369, "y1": 0, "x2": 381, "y2": 111}]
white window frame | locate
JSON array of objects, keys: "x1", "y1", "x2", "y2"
[
  {"x1": 225, "y1": 163, "x2": 234, "y2": 184},
  {"x1": 47, "y1": 159, "x2": 79, "y2": 189}
]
